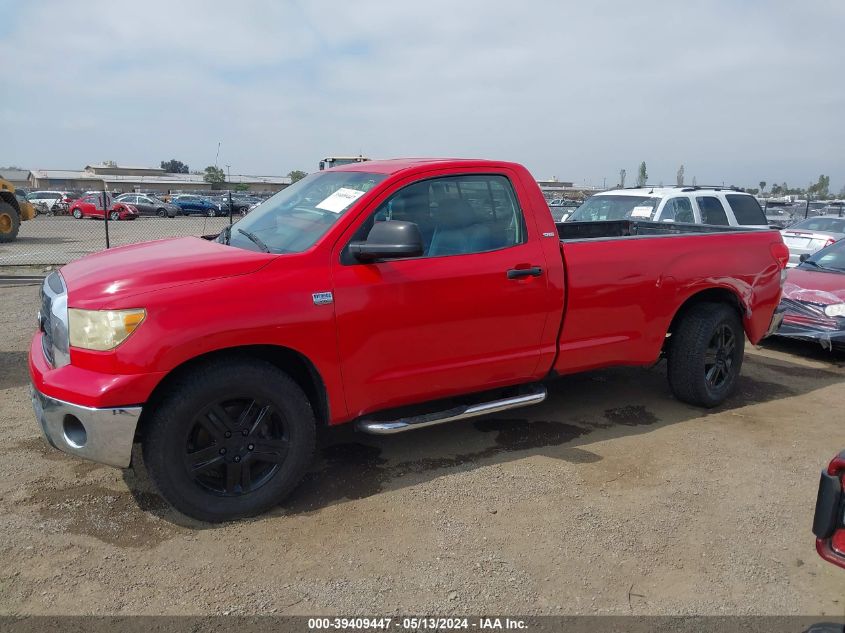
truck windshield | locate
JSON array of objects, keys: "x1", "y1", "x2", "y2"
[
  {"x1": 222, "y1": 171, "x2": 386, "y2": 254},
  {"x1": 567, "y1": 195, "x2": 660, "y2": 222}
]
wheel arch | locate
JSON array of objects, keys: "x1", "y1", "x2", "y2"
[
  {"x1": 666, "y1": 287, "x2": 747, "y2": 341},
  {"x1": 136, "y1": 344, "x2": 329, "y2": 440}
]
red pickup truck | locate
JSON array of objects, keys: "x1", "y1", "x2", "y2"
[{"x1": 30, "y1": 159, "x2": 789, "y2": 521}]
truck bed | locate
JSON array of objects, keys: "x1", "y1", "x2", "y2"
[
  {"x1": 551, "y1": 220, "x2": 784, "y2": 376},
  {"x1": 556, "y1": 219, "x2": 767, "y2": 241}
]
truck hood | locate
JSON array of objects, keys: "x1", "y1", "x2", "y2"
[{"x1": 61, "y1": 237, "x2": 273, "y2": 308}]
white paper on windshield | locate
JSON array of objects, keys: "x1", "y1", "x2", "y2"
[
  {"x1": 315, "y1": 188, "x2": 366, "y2": 213},
  {"x1": 630, "y1": 206, "x2": 653, "y2": 218}
]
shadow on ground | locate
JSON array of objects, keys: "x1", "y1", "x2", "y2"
[{"x1": 118, "y1": 349, "x2": 845, "y2": 530}]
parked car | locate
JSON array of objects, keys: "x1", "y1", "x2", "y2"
[
  {"x1": 776, "y1": 238, "x2": 845, "y2": 350},
  {"x1": 171, "y1": 194, "x2": 220, "y2": 216},
  {"x1": 210, "y1": 195, "x2": 251, "y2": 216},
  {"x1": 29, "y1": 158, "x2": 788, "y2": 521},
  {"x1": 566, "y1": 186, "x2": 769, "y2": 228},
  {"x1": 780, "y1": 216, "x2": 845, "y2": 267},
  {"x1": 813, "y1": 450, "x2": 845, "y2": 570},
  {"x1": 26, "y1": 190, "x2": 75, "y2": 215},
  {"x1": 69, "y1": 192, "x2": 138, "y2": 221},
  {"x1": 115, "y1": 193, "x2": 180, "y2": 218}
]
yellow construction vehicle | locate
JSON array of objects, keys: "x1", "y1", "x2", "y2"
[{"x1": 0, "y1": 177, "x2": 35, "y2": 242}]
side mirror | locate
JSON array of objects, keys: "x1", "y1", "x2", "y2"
[
  {"x1": 799, "y1": 253, "x2": 811, "y2": 263},
  {"x1": 348, "y1": 221, "x2": 424, "y2": 262}
]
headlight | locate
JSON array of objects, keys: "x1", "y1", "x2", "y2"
[
  {"x1": 823, "y1": 303, "x2": 845, "y2": 318},
  {"x1": 68, "y1": 308, "x2": 146, "y2": 350}
]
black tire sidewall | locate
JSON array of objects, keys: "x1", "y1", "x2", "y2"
[
  {"x1": 142, "y1": 360, "x2": 316, "y2": 522},
  {"x1": 0, "y1": 200, "x2": 20, "y2": 242},
  {"x1": 669, "y1": 303, "x2": 745, "y2": 408}
]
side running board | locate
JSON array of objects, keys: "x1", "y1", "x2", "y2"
[{"x1": 355, "y1": 384, "x2": 547, "y2": 435}]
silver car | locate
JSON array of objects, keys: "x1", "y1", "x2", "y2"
[{"x1": 781, "y1": 215, "x2": 845, "y2": 267}]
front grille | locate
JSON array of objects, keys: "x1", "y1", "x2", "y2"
[
  {"x1": 40, "y1": 285, "x2": 55, "y2": 365},
  {"x1": 780, "y1": 298, "x2": 839, "y2": 330}
]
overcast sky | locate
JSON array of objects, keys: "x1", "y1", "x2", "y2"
[{"x1": 2, "y1": 0, "x2": 843, "y2": 190}]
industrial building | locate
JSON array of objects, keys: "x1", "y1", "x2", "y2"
[{"x1": 22, "y1": 163, "x2": 291, "y2": 194}]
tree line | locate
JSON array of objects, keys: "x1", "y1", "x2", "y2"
[
  {"x1": 159, "y1": 159, "x2": 308, "y2": 186},
  {"x1": 618, "y1": 163, "x2": 841, "y2": 198}
]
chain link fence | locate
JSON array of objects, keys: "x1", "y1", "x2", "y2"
[{"x1": 1, "y1": 191, "x2": 259, "y2": 267}]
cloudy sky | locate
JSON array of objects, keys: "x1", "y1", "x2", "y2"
[{"x1": 1, "y1": 0, "x2": 843, "y2": 190}]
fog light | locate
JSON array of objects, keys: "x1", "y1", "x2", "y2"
[{"x1": 62, "y1": 415, "x2": 87, "y2": 448}]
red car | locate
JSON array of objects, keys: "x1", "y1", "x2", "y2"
[
  {"x1": 776, "y1": 238, "x2": 845, "y2": 350},
  {"x1": 814, "y1": 451, "x2": 845, "y2": 569},
  {"x1": 69, "y1": 192, "x2": 137, "y2": 221},
  {"x1": 28, "y1": 158, "x2": 788, "y2": 521}
]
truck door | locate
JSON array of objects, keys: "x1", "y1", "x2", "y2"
[{"x1": 331, "y1": 171, "x2": 554, "y2": 417}]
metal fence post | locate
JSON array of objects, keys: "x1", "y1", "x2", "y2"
[{"x1": 102, "y1": 181, "x2": 110, "y2": 249}]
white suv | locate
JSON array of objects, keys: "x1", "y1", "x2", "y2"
[{"x1": 566, "y1": 186, "x2": 769, "y2": 228}]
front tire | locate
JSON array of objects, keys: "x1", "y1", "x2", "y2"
[
  {"x1": 668, "y1": 302, "x2": 744, "y2": 408},
  {"x1": 142, "y1": 359, "x2": 316, "y2": 522},
  {"x1": 207, "y1": 208, "x2": 217, "y2": 217},
  {"x1": 109, "y1": 211, "x2": 120, "y2": 221},
  {"x1": 72, "y1": 208, "x2": 83, "y2": 219},
  {"x1": 157, "y1": 208, "x2": 167, "y2": 217}
]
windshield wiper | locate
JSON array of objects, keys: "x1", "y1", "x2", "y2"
[{"x1": 237, "y1": 228, "x2": 270, "y2": 253}]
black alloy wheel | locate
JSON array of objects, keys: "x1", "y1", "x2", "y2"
[
  {"x1": 184, "y1": 397, "x2": 290, "y2": 496},
  {"x1": 703, "y1": 324, "x2": 736, "y2": 390}
]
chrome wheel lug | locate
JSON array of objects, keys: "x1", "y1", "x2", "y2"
[
  {"x1": 234, "y1": 456, "x2": 241, "y2": 463},
  {"x1": 219, "y1": 448, "x2": 226, "y2": 455},
  {"x1": 247, "y1": 444, "x2": 254, "y2": 451},
  {"x1": 224, "y1": 431, "x2": 231, "y2": 438}
]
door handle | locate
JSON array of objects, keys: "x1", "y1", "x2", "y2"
[{"x1": 507, "y1": 266, "x2": 543, "y2": 279}]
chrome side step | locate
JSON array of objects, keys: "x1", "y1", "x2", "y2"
[{"x1": 355, "y1": 384, "x2": 547, "y2": 435}]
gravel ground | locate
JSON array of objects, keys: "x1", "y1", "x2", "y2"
[{"x1": 0, "y1": 284, "x2": 843, "y2": 616}]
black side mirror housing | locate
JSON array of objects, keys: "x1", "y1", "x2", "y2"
[
  {"x1": 348, "y1": 220, "x2": 424, "y2": 262},
  {"x1": 799, "y1": 253, "x2": 811, "y2": 263}
]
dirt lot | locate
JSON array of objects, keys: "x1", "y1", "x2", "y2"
[{"x1": 0, "y1": 283, "x2": 843, "y2": 616}]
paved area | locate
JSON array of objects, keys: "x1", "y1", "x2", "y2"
[
  {"x1": 0, "y1": 285, "x2": 843, "y2": 616},
  {"x1": 1, "y1": 216, "x2": 234, "y2": 265}
]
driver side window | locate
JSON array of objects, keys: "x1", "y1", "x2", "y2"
[{"x1": 349, "y1": 174, "x2": 527, "y2": 260}]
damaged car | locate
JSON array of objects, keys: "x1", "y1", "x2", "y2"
[{"x1": 776, "y1": 238, "x2": 845, "y2": 350}]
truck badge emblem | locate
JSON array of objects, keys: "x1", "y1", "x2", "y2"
[{"x1": 312, "y1": 292, "x2": 334, "y2": 305}]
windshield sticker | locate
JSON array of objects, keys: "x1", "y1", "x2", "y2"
[
  {"x1": 315, "y1": 188, "x2": 366, "y2": 213},
  {"x1": 630, "y1": 206, "x2": 654, "y2": 218}
]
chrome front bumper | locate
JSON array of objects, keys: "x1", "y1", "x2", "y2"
[{"x1": 30, "y1": 385, "x2": 142, "y2": 468}]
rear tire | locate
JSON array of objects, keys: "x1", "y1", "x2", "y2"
[
  {"x1": 667, "y1": 302, "x2": 744, "y2": 408},
  {"x1": 109, "y1": 211, "x2": 120, "y2": 221},
  {"x1": 207, "y1": 208, "x2": 217, "y2": 217},
  {"x1": 0, "y1": 201, "x2": 20, "y2": 243},
  {"x1": 142, "y1": 358, "x2": 316, "y2": 522},
  {"x1": 157, "y1": 208, "x2": 167, "y2": 217}
]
